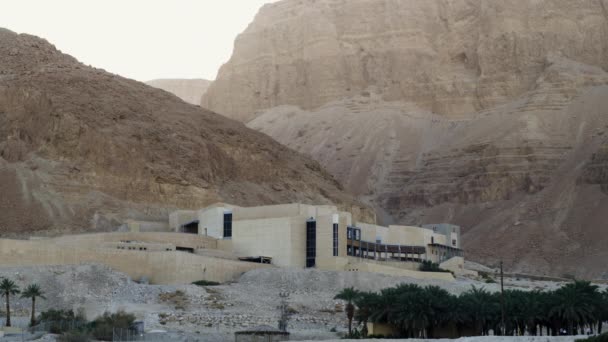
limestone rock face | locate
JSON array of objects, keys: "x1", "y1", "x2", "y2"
[
  {"x1": 209, "y1": 0, "x2": 608, "y2": 278},
  {"x1": 0, "y1": 28, "x2": 372, "y2": 234},
  {"x1": 203, "y1": 0, "x2": 608, "y2": 122},
  {"x1": 146, "y1": 79, "x2": 211, "y2": 105}
]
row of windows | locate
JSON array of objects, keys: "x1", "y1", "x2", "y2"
[
  {"x1": 117, "y1": 246, "x2": 149, "y2": 251},
  {"x1": 347, "y1": 227, "x2": 361, "y2": 241}
]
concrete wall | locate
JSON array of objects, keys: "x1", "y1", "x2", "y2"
[
  {"x1": 367, "y1": 322, "x2": 400, "y2": 337},
  {"x1": 231, "y1": 216, "x2": 306, "y2": 267},
  {"x1": 358, "y1": 223, "x2": 390, "y2": 243},
  {"x1": 440, "y1": 256, "x2": 477, "y2": 276},
  {"x1": 232, "y1": 203, "x2": 341, "y2": 222},
  {"x1": 198, "y1": 206, "x2": 226, "y2": 239},
  {"x1": 104, "y1": 241, "x2": 175, "y2": 252},
  {"x1": 126, "y1": 220, "x2": 170, "y2": 233},
  {"x1": 423, "y1": 223, "x2": 461, "y2": 248},
  {"x1": 51, "y1": 232, "x2": 218, "y2": 250},
  {"x1": 234, "y1": 203, "x2": 303, "y2": 221},
  {"x1": 385, "y1": 225, "x2": 447, "y2": 246},
  {"x1": 217, "y1": 239, "x2": 233, "y2": 253},
  {"x1": 169, "y1": 210, "x2": 198, "y2": 231},
  {"x1": 0, "y1": 239, "x2": 270, "y2": 285},
  {"x1": 316, "y1": 256, "x2": 455, "y2": 281}
]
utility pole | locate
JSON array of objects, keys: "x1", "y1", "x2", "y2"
[{"x1": 500, "y1": 260, "x2": 505, "y2": 336}]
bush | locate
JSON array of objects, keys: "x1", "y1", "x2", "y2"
[
  {"x1": 38, "y1": 309, "x2": 86, "y2": 334},
  {"x1": 192, "y1": 280, "x2": 221, "y2": 286},
  {"x1": 90, "y1": 311, "x2": 136, "y2": 341},
  {"x1": 419, "y1": 260, "x2": 451, "y2": 273},
  {"x1": 576, "y1": 334, "x2": 608, "y2": 342}
]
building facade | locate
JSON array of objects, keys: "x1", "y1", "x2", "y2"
[{"x1": 169, "y1": 203, "x2": 464, "y2": 272}]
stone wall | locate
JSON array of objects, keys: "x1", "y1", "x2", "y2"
[
  {"x1": 316, "y1": 256, "x2": 455, "y2": 281},
  {"x1": 0, "y1": 238, "x2": 269, "y2": 284},
  {"x1": 51, "y1": 232, "x2": 218, "y2": 250}
]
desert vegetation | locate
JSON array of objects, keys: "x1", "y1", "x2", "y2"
[
  {"x1": 335, "y1": 281, "x2": 608, "y2": 338},
  {"x1": 39, "y1": 309, "x2": 137, "y2": 341},
  {"x1": 0, "y1": 278, "x2": 46, "y2": 327}
]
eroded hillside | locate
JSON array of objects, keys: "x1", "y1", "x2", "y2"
[
  {"x1": 0, "y1": 28, "x2": 372, "y2": 234},
  {"x1": 202, "y1": 0, "x2": 608, "y2": 278}
]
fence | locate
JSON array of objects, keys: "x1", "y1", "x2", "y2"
[{"x1": 111, "y1": 328, "x2": 202, "y2": 342}]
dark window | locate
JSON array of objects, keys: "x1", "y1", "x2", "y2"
[
  {"x1": 333, "y1": 223, "x2": 339, "y2": 256},
  {"x1": 181, "y1": 220, "x2": 199, "y2": 234},
  {"x1": 223, "y1": 213, "x2": 233, "y2": 238},
  {"x1": 452, "y1": 239, "x2": 457, "y2": 246},
  {"x1": 306, "y1": 220, "x2": 316, "y2": 268},
  {"x1": 347, "y1": 227, "x2": 353, "y2": 240}
]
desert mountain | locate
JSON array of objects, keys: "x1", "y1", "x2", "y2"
[
  {"x1": 202, "y1": 0, "x2": 608, "y2": 278},
  {"x1": 146, "y1": 79, "x2": 210, "y2": 105},
  {"x1": 0, "y1": 28, "x2": 371, "y2": 235}
]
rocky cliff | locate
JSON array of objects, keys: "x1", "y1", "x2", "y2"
[
  {"x1": 203, "y1": 0, "x2": 608, "y2": 121},
  {"x1": 0, "y1": 28, "x2": 371, "y2": 235},
  {"x1": 146, "y1": 79, "x2": 210, "y2": 105},
  {"x1": 205, "y1": 0, "x2": 608, "y2": 278}
]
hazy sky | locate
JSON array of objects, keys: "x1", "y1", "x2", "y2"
[{"x1": 1, "y1": 0, "x2": 277, "y2": 82}]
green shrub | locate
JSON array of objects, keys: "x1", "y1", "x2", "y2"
[
  {"x1": 38, "y1": 309, "x2": 85, "y2": 334},
  {"x1": 90, "y1": 311, "x2": 136, "y2": 341},
  {"x1": 419, "y1": 260, "x2": 451, "y2": 273},
  {"x1": 192, "y1": 280, "x2": 221, "y2": 286},
  {"x1": 576, "y1": 334, "x2": 608, "y2": 342}
]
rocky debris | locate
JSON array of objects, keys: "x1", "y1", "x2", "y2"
[
  {"x1": 1, "y1": 264, "x2": 605, "y2": 340},
  {"x1": 202, "y1": 0, "x2": 608, "y2": 278},
  {"x1": 0, "y1": 28, "x2": 372, "y2": 235}
]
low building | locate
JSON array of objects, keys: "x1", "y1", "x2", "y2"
[{"x1": 169, "y1": 203, "x2": 467, "y2": 276}]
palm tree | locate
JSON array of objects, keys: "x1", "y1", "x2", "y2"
[
  {"x1": 335, "y1": 287, "x2": 360, "y2": 336},
  {"x1": 459, "y1": 286, "x2": 499, "y2": 336},
  {"x1": 423, "y1": 285, "x2": 454, "y2": 338},
  {"x1": 355, "y1": 292, "x2": 379, "y2": 337},
  {"x1": 21, "y1": 284, "x2": 46, "y2": 327},
  {"x1": 597, "y1": 289, "x2": 608, "y2": 334},
  {"x1": 0, "y1": 278, "x2": 20, "y2": 327},
  {"x1": 549, "y1": 281, "x2": 598, "y2": 335}
]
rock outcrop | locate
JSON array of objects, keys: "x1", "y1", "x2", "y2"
[
  {"x1": 205, "y1": 0, "x2": 608, "y2": 278},
  {"x1": 203, "y1": 0, "x2": 608, "y2": 122},
  {"x1": 146, "y1": 79, "x2": 211, "y2": 105},
  {"x1": 0, "y1": 28, "x2": 371, "y2": 235}
]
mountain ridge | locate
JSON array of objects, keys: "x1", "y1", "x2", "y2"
[
  {"x1": 201, "y1": 0, "x2": 608, "y2": 278},
  {"x1": 0, "y1": 28, "x2": 372, "y2": 234}
]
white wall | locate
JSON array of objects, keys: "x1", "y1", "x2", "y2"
[
  {"x1": 231, "y1": 216, "x2": 306, "y2": 268},
  {"x1": 169, "y1": 210, "x2": 198, "y2": 231},
  {"x1": 198, "y1": 206, "x2": 227, "y2": 239}
]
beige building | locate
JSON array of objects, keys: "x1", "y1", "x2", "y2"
[{"x1": 170, "y1": 203, "x2": 465, "y2": 274}]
